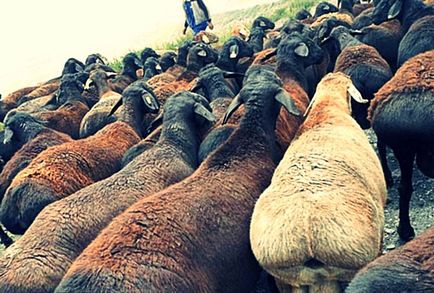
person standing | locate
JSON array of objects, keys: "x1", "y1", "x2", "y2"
[{"x1": 182, "y1": 0, "x2": 214, "y2": 36}]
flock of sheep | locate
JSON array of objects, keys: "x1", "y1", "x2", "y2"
[{"x1": 0, "y1": 0, "x2": 432, "y2": 292}]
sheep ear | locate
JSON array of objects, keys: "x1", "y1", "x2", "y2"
[
  {"x1": 388, "y1": 0, "x2": 402, "y2": 19},
  {"x1": 259, "y1": 20, "x2": 267, "y2": 27},
  {"x1": 189, "y1": 79, "x2": 202, "y2": 93},
  {"x1": 107, "y1": 97, "x2": 123, "y2": 117},
  {"x1": 275, "y1": 90, "x2": 302, "y2": 116},
  {"x1": 141, "y1": 89, "x2": 160, "y2": 113},
  {"x1": 146, "y1": 111, "x2": 164, "y2": 135},
  {"x1": 197, "y1": 49, "x2": 208, "y2": 57},
  {"x1": 194, "y1": 103, "x2": 216, "y2": 122},
  {"x1": 202, "y1": 34, "x2": 210, "y2": 44},
  {"x1": 223, "y1": 94, "x2": 242, "y2": 124},
  {"x1": 229, "y1": 44, "x2": 239, "y2": 59},
  {"x1": 84, "y1": 79, "x2": 94, "y2": 90},
  {"x1": 294, "y1": 43, "x2": 309, "y2": 57},
  {"x1": 75, "y1": 63, "x2": 84, "y2": 73},
  {"x1": 323, "y1": 4, "x2": 330, "y2": 11},
  {"x1": 3, "y1": 127, "x2": 14, "y2": 144},
  {"x1": 107, "y1": 72, "x2": 118, "y2": 79},
  {"x1": 348, "y1": 84, "x2": 369, "y2": 103},
  {"x1": 318, "y1": 26, "x2": 328, "y2": 40},
  {"x1": 223, "y1": 72, "x2": 245, "y2": 79},
  {"x1": 134, "y1": 58, "x2": 143, "y2": 68},
  {"x1": 349, "y1": 29, "x2": 365, "y2": 35}
]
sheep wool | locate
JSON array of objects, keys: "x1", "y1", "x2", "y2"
[{"x1": 250, "y1": 72, "x2": 387, "y2": 292}]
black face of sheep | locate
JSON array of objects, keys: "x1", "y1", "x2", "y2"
[
  {"x1": 177, "y1": 40, "x2": 195, "y2": 67},
  {"x1": 194, "y1": 64, "x2": 239, "y2": 99},
  {"x1": 186, "y1": 43, "x2": 219, "y2": 72},
  {"x1": 2, "y1": 111, "x2": 48, "y2": 145},
  {"x1": 324, "y1": 25, "x2": 363, "y2": 50},
  {"x1": 152, "y1": 91, "x2": 215, "y2": 140},
  {"x1": 315, "y1": 2, "x2": 339, "y2": 17},
  {"x1": 48, "y1": 73, "x2": 88, "y2": 106},
  {"x1": 144, "y1": 57, "x2": 162, "y2": 78},
  {"x1": 159, "y1": 52, "x2": 177, "y2": 71},
  {"x1": 223, "y1": 37, "x2": 255, "y2": 60},
  {"x1": 62, "y1": 58, "x2": 85, "y2": 75},
  {"x1": 372, "y1": 0, "x2": 401, "y2": 24},
  {"x1": 140, "y1": 47, "x2": 160, "y2": 65},
  {"x1": 122, "y1": 53, "x2": 143, "y2": 72},
  {"x1": 295, "y1": 9, "x2": 312, "y2": 20},
  {"x1": 277, "y1": 33, "x2": 325, "y2": 68},
  {"x1": 315, "y1": 17, "x2": 352, "y2": 43},
  {"x1": 85, "y1": 54, "x2": 106, "y2": 67},
  {"x1": 252, "y1": 16, "x2": 275, "y2": 30}
]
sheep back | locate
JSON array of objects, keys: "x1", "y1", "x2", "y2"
[
  {"x1": 250, "y1": 74, "x2": 386, "y2": 287},
  {"x1": 0, "y1": 121, "x2": 140, "y2": 233},
  {"x1": 310, "y1": 12, "x2": 354, "y2": 28},
  {"x1": 0, "y1": 128, "x2": 72, "y2": 201}
]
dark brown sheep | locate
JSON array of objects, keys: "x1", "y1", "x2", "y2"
[
  {"x1": 0, "y1": 121, "x2": 140, "y2": 235},
  {"x1": 108, "y1": 53, "x2": 143, "y2": 93},
  {"x1": 54, "y1": 65, "x2": 302, "y2": 293},
  {"x1": 79, "y1": 70, "x2": 122, "y2": 138},
  {"x1": 325, "y1": 26, "x2": 393, "y2": 129},
  {"x1": 30, "y1": 73, "x2": 90, "y2": 139},
  {"x1": 0, "y1": 91, "x2": 213, "y2": 293},
  {"x1": 346, "y1": 226, "x2": 434, "y2": 292},
  {"x1": 368, "y1": 50, "x2": 434, "y2": 241},
  {"x1": 0, "y1": 86, "x2": 38, "y2": 120}
]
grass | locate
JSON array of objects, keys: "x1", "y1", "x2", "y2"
[{"x1": 108, "y1": 0, "x2": 321, "y2": 69}]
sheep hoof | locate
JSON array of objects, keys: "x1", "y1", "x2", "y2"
[{"x1": 397, "y1": 224, "x2": 415, "y2": 241}]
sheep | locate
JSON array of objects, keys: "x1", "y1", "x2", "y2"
[
  {"x1": 295, "y1": 9, "x2": 312, "y2": 20},
  {"x1": 18, "y1": 58, "x2": 86, "y2": 106},
  {"x1": 0, "y1": 82, "x2": 160, "y2": 235},
  {"x1": 29, "y1": 73, "x2": 90, "y2": 139},
  {"x1": 231, "y1": 23, "x2": 250, "y2": 40},
  {"x1": 314, "y1": 2, "x2": 340, "y2": 18},
  {"x1": 79, "y1": 69, "x2": 122, "y2": 138},
  {"x1": 108, "y1": 52, "x2": 143, "y2": 93},
  {"x1": 194, "y1": 30, "x2": 219, "y2": 44},
  {"x1": 159, "y1": 51, "x2": 177, "y2": 72},
  {"x1": 0, "y1": 91, "x2": 214, "y2": 293},
  {"x1": 248, "y1": 27, "x2": 267, "y2": 53},
  {"x1": 250, "y1": 72, "x2": 387, "y2": 293},
  {"x1": 0, "y1": 112, "x2": 72, "y2": 248},
  {"x1": 353, "y1": 19, "x2": 403, "y2": 70},
  {"x1": 372, "y1": 0, "x2": 434, "y2": 67},
  {"x1": 0, "y1": 112, "x2": 72, "y2": 204},
  {"x1": 143, "y1": 57, "x2": 162, "y2": 80},
  {"x1": 368, "y1": 50, "x2": 434, "y2": 241},
  {"x1": 346, "y1": 226, "x2": 434, "y2": 292},
  {"x1": 84, "y1": 53, "x2": 115, "y2": 73},
  {"x1": 252, "y1": 16, "x2": 275, "y2": 31},
  {"x1": 323, "y1": 25, "x2": 392, "y2": 129},
  {"x1": 352, "y1": 7, "x2": 374, "y2": 29},
  {"x1": 0, "y1": 86, "x2": 39, "y2": 121},
  {"x1": 311, "y1": 11, "x2": 354, "y2": 29},
  {"x1": 140, "y1": 47, "x2": 160, "y2": 65},
  {"x1": 53, "y1": 65, "x2": 303, "y2": 293}
]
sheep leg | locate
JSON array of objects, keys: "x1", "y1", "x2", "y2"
[
  {"x1": 377, "y1": 139, "x2": 393, "y2": 188},
  {"x1": 0, "y1": 225, "x2": 13, "y2": 247},
  {"x1": 393, "y1": 148, "x2": 416, "y2": 241}
]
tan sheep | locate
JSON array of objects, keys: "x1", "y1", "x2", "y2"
[{"x1": 250, "y1": 72, "x2": 387, "y2": 293}]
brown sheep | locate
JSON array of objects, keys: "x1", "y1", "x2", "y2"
[
  {"x1": 54, "y1": 65, "x2": 302, "y2": 293},
  {"x1": 30, "y1": 73, "x2": 90, "y2": 139},
  {"x1": 346, "y1": 226, "x2": 434, "y2": 292},
  {"x1": 0, "y1": 91, "x2": 213, "y2": 293},
  {"x1": 0, "y1": 86, "x2": 38, "y2": 120},
  {"x1": 79, "y1": 69, "x2": 122, "y2": 138},
  {"x1": 108, "y1": 53, "x2": 143, "y2": 94},
  {"x1": 368, "y1": 50, "x2": 434, "y2": 241},
  {"x1": 0, "y1": 121, "x2": 140, "y2": 235},
  {"x1": 250, "y1": 72, "x2": 386, "y2": 293}
]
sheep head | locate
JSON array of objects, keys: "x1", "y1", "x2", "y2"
[
  {"x1": 2, "y1": 110, "x2": 49, "y2": 144},
  {"x1": 315, "y1": 2, "x2": 339, "y2": 18},
  {"x1": 372, "y1": 0, "x2": 403, "y2": 24},
  {"x1": 223, "y1": 65, "x2": 301, "y2": 128}
]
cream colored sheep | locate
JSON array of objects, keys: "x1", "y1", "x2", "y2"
[{"x1": 250, "y1": 72, "x2": 387, "y2": 293}]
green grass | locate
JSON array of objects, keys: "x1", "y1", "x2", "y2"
[{"x1": 108, "y1": 0, "x2": 321, "y2": 69}]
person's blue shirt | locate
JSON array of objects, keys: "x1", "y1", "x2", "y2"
[{"x1": 183, "y1": 0, "x2": 213, "y2": 35}]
